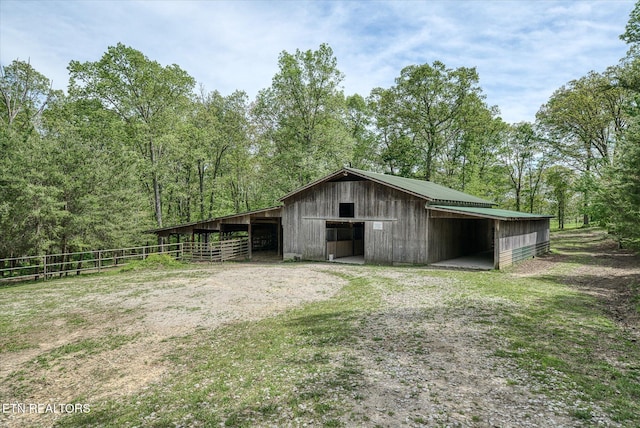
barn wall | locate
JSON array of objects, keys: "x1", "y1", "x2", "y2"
[
  {"x1": 427, "y1": 217, "x2": 492, "y2": 263},
  {"x1": 495, "y1": 219, "x2": 550, "y2": 268},
  {"x1": 282, "y1": 180, "x2": 428, "y2": 263}
]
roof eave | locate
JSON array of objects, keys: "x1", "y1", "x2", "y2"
[{"x1": 429, "y1": 205, "x2": 554, "y2": 221}]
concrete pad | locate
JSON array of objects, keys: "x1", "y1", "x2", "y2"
[
  {"x1": 431, "y1": 253, "x2": 494, "y2": 270},
  {"x1": 330, "y1": 255, "x2": 365, "y2": 265}
]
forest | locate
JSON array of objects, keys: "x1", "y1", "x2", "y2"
[{"x1": 1, "y1": 4, "x2": 639, "y2": 258}]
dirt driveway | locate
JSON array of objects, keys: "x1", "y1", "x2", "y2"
[{"x1": 1, "y1": 264, "x2": 346, "y2": 427}]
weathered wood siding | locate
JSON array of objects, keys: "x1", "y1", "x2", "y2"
[
  {"x1": 495, "y1": 219, "x2": 550, "y2": 268},
  {"x1": 365, "y1": 220, "x2": 395, "y2": 264},
  {"x1": 427, "y1": 217, "x2": 492, "y2": 263},
  {"x1": 282, "y1": 180, "x2": 428, "y2": 264}
]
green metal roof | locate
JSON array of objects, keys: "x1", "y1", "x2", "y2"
[
  {"x1": 345, "y1": 168, "x2": 494, "y2": 206},
  {"x1": 430, "y1": 205, "x2": 554, "y2": 221}
]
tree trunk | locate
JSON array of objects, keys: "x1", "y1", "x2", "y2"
[
  {"x1": 150, "y1": 139, "x2": 163, "y2": 228},
  {"x1": 198, "y1": 160, "x2": 205, "y2": 221}
]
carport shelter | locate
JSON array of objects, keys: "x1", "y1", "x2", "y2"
[{"x1": 150, "y1": 168, "x2": 552, "y2": 269}]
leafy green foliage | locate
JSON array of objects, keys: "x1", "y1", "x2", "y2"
[
  {"x1": 119, "y1": 253, "x2": 183, "y2": 272},
  {"x1": 369, "y1": 60, "x2": 506, "y2": 201},
  {"x1": 620, "y1": 1, "x2": 640, "y2": 46},
  {"x1": 252, "y1": 44, "x2": 353, "y2": 196},
  {"x1": 536, "y1": 70, "x2": 627, "y2": 225},
  {"x1": 68, "y1": 43, "x2": 196, "y2": 228}
]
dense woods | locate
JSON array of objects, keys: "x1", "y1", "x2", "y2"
[{"x1": 1, "y1": 4, "x2": 639, "y2": 257}]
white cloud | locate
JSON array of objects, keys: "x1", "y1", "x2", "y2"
[{"x1": 0, "y1": 0, "x2": 634, "y2": 123}]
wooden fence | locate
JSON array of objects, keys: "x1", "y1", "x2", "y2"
[
  {"x1": 183, "y1": 238, "x2": 249, "y2": 262},
  {"x1": 0, "y1": 243, "x2": 183, "y2": 282},
  {"x1": 0, "y1": 238, "x2": 249, "y2": 283}
]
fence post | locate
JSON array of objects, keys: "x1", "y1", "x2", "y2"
[
  {"x1": 98, "y1": 251, "x2": 102, "y2": 273},
  {"x1": 42, "y1": 255, "x2": 47, "y2": 281}
]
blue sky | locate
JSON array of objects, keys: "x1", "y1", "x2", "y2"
[{"x1": 1, "y1": 0, "x2": 635, "y2": 124}]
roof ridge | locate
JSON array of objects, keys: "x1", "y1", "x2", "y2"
[{"x1": 344, "y1": 167, "x2": 494, "y2": 206}]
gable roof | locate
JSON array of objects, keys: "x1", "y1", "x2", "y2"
[{"x1": 280, "y1": 167, "x2": 494, "y2": 207}]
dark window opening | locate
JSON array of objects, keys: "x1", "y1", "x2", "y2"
[{"x1": 339, "y1": 203, "x2": 354, "y2": 218}]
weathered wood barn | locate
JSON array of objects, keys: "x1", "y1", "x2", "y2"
[{"x1": 151, "y1": 168, "x2": 552, "y2": 269}]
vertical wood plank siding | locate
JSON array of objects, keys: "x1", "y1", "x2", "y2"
[
  {"x1": 495, "y1": 219, "x2": 550, "y2": 268},
  {"x1": 283, "y1": 180, "x2": 428, "y2": 264},
  {"x1": 282, "y1": 176, "x2": 550, "y2": 268},
  {"x1": 365, "y1": 220, "x2": 395, "y2": 263}
]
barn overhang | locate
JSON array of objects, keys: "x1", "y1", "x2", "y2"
[
  {"x1": 428, "y1": 205, "x2": 554, "y2": 221},
  {"x1": 147, "y1": 206, "x2": 283, "y2": 238},
  {"x1": 427, "y1": 204, "x2": 553, "y2": 270}
]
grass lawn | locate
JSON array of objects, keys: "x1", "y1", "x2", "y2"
[{"x1": 1, "y1": 229, "x2": 638, "y2": 427}]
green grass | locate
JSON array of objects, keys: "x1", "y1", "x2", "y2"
[
  {"x1": 550, "y1": 221, "x2": 587, "y2": 232},
  {"x1": 32, "y1": 334, "x2": 138, "y2": 369},
  {"x1": 119, "y1": 253, "x2": 185, "y2": 272},
  {"x1": 480, "y1": 230, "x2": 640, "y2": 424}
]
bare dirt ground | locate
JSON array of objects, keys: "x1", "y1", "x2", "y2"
[
  {"x1": 1, "y1": 229, "x2": 638, "y2": 427},
  {"x1": 1, "y1": 264, "x2": 346, "y2": 427}
]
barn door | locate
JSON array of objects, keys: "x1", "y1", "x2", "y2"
[{"x1": 365, "y1": 220, "x2": 393, "y2": 264}]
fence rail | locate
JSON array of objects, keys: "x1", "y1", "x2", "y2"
[
  {"x1": 0, "y1": 243, "x2": 183, "y2": 282},
  {"x1": 0, "y1": 238, "x2": 252, "y2": 283},
  {"x1": 183, "y1": 238, "x2": 249, "y2": 262}
]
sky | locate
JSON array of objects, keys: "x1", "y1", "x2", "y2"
[{"x1": 0, "y1": 0, "x2": 636, "y2": 124}]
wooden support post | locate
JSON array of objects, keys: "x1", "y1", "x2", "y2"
[
  {"x1": 493, "y1": 220, "x2": 500, "y2": 270},
  {"x1": 278, "y1": 218, "x2": 283, "y2": 256},
  {"x1": 248, "y1": 223, "x2": 253, "y2": 260}
]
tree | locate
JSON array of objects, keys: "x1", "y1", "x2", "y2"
[
  {"x1": 252, "y1": 44, "x2": 352, "y2": 193},
  {"x1": 389, "y1": 61, "x2": 485, "y2": 181},
  {"x1": 0, "y1": 59, "x2": 58, "y2": 136},
  {"x1": 345, "y1": 94, "x2": 378, "y2": 170},
  {"x1": 369, "y1": 87, "x2": 416, "y2": 176},
  {"x1": 536, "y1": 71, "x2": 626, "y2": 224},
  {"x1": 597, "y1": 2, "x2": 640, "y2": 247},
  {"x1": 498, "y1": 122, "x2": 550, "y2": 213},
  {"x1": 546, "y1": 166, "x2": 576, "y2": 229},
  {"x1": 620, "y1": 1, "x2": 640, "y2": 46},
  {"x1": 444, "y1": 101, "x2": 505, "y2": 195},
  {"x1": 500, "y1": 123, "x2": 536, "y2": 212},
  {"x1": 68, "y1": 43, "x2": 195, "y2": 228},
  {"x1": 0, "y1": 60, "x2": 62, "y2": 257},
  {"x1": 40, "y1": 97, "x2": 152, "y2": 253},
  {"x1": 173, "y1": 88, "x2": 253, "y2": 221}
]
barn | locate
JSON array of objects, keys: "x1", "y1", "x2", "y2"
[{"x1": 151, "y1": 167, "x2": 552, "y2": 269}]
